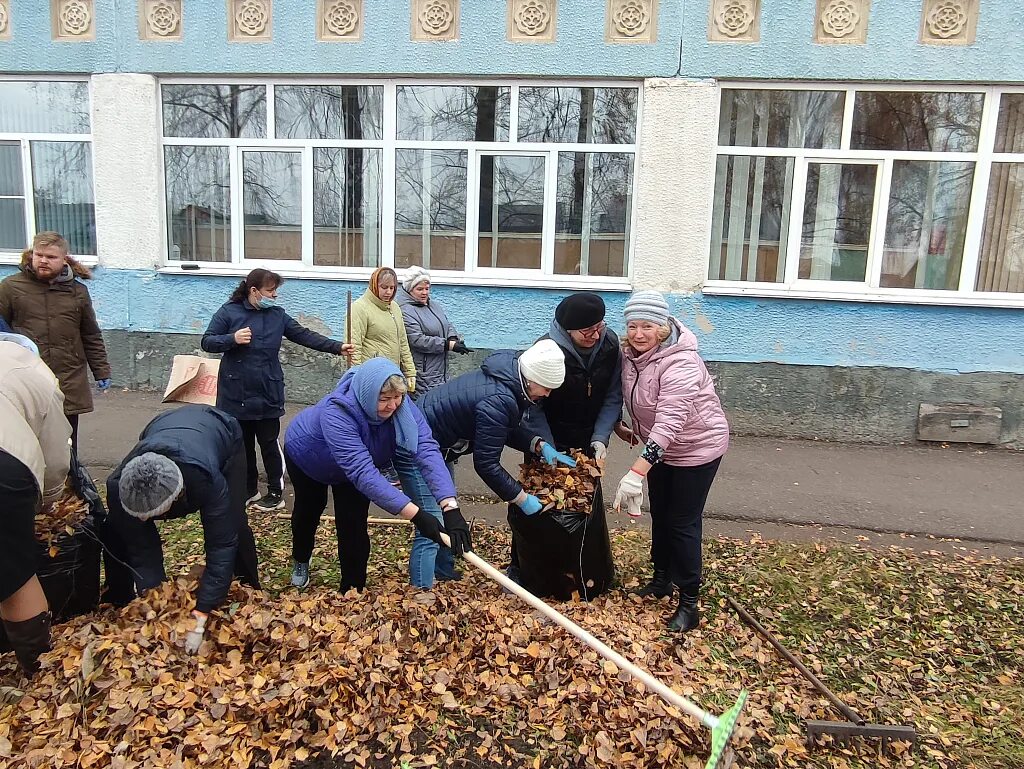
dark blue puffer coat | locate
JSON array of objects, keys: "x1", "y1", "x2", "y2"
[
  {"x1": 417, "y1": 350, "x2": 533, "y2": 502},
  {"x1": 201, "y1": 299, "x2": 343, "y2": 421}
]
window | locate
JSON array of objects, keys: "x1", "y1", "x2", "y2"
[
  {"x1": 161, "y1": 80, "x2": 640, "y2": 284},
  {"x1": 0, "y1": 80, "x2": 95, "y2": 257},
  {"x1": 709, "y1": 85, "x2": 1024, "y2": 304}
]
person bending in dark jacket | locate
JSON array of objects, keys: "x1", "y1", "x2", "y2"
[
  {"x1": 103, "y1": 405, "x2": 260, "y2": 655},
  {"x1": 405, "y1": 339, "x2": 566, "y2": 588},
  {"x1": 202, "y1": 268, "x2": 348, "y2": 513}
]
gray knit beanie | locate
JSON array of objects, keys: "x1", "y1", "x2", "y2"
[
  {"x1": 623, "y1": 290, "x2": 670, "y2": 325},
  {"x1": 403, "y1": 265, "x2": 431, "y2": 292},
  {"x1": 118, "y1": 452, "x2": 184, "y2": 521}
]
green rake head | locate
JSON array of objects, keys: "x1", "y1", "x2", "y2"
[{"x1": 704, "y1": 690, "x2": 748, "y2": 769}]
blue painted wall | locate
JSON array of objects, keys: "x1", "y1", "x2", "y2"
[
  {"x1": 3, "y1": 1, "x2": 1023, "y2": 82},
  {"x1": 3, "y1": 266, "x2": 1020, "y2": 375}
]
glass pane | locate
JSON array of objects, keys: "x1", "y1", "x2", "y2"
[
  {"x1": 799, "y1": 163, "x2": 877, "y2": 282},
  {"x1": 31, "y1": 142, "x2": 95, "y2": 255},
  {"x1": 851, "y1": 92, "x2": 983, "y2": 152},
  {"x1": 395, "y1": 149, "x2": 467, "y2": 271},
  {"x1": 396, "y1": 86, "x2": 510, "y2": 141},
  {"x1": 554, "y1": 152, "x2": 633, "y2": 277},
  {"x1": 718, "y1": 89, "x2": 844, "y2": 149},
  {"x1": 976, "y1": 163, "x2": 1024, "y2": 293},
  {"x1": 709, "y1": 155, "x2": 794, "y2": 282},
  {"x1": 276, "y1": 85, "x2": 384, "y2": 140},
  {"x1": 995, "y1": 94, "x2": 1024, "y2": 154},
  {"x1": 165, "y1": 146, "x2": 231, "y2": 262},
  {"x1": 162, "y1": 84, "x2": 267, "y2": 139},
  {"x1": 243, "y1": 151, "x2": 302, "y2": 261},
  {"x1": 0, "y1": 142, "x2": 23, "y2": 196},
  {"x1": 881, "y1": 161, "x2": 974, "y2": 290},
  {"x1": 0, "y1": 81, "x2": 90, "y2": 134},
  {"x1": 518, "y1": 87, "x2": 638, "y2": 144},
  {"x1": 313, "y1": 148, "x2": 382, "y2": 268},
  {"x1": 477, "y1": 155, "x2": 545, "y2": 270},
  {"x1": 0, "y1": 199, "x2": 27, "y2": 250}
]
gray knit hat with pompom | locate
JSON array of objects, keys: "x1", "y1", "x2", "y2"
[{"x1": 118, "y1": 452, "x2": 184, "y2": 520}]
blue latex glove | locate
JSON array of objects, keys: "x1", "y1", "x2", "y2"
[
  {"x1": 539, "y1": 442, "x2": 576, "y2": 468},
  {"x1": 516, "y1": 494, "x2": 543, "y2": 516},
  {"x1": 96, "y1": 378, "x2": 112, "y2": 392}
]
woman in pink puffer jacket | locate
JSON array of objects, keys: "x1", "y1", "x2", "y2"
[{"x1": 612, "y1": 290, "x2": 729, "y2": 633}]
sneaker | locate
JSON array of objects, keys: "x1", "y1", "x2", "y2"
[
  {"x1": 246, "y1": 491, "x2": 261, "y2": 505},
  {"x1": 291, "y1": 561, "x2": 310, "y2": 589},
  {"x1": 253, "y1": 492, "x2": 285, "y2": 512}
]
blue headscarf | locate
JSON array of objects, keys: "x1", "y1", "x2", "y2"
[{"x1": 342, "y1": 357, "x2": 418, "y2": 453}]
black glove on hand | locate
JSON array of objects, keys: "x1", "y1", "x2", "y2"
[
  {"x1": 411, "y1": 509, "x2": 447, "y2": 546},
  {"x1": 442, "y1": 506, "x2": 473, "y2": 555},
  {"x1": 448, "y1": 336, "x2": 472, "y2": 355}
]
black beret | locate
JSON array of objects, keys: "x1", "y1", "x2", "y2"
[{"x1": 555, "y1": 292, "x2": 606, "y2": 331}]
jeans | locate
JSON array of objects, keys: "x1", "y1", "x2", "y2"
[{"x1": 396, "y1": 452, "x2": 458, "y2": 588}]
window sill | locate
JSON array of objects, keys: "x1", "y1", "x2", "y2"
[
  {"x1": 0, "y1": 252, "x2": 99, "y2": 268},
  {"x1": 703, "y1": 282, "x2": 1024, "y2": 309},
  {"x1": 157, "y1": 262, "x2": 634, "y2": 292}
]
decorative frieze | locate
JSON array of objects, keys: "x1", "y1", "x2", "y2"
[
  {"x1": 318, "y1": 0, "x2": 362, "y2": 41},
  {"x1": 508, "y1": 0, "x2": 555, "y2": 43},
  {"x1": 0, "y1": 0, "x2": 10, "y2": 40},
  {"x1": 606, "y1": 0, "x2": 658, "y2": 43},
  {"x1": 920, "y1": 0, "x2": 977, "y2": 45},
  {"x1": 139, "y1": 0, "x2": 182, "y2": 41},
  {"x1": 708, "y1": 0, "x2": 758, "y2": 43},
  {"x1": 228, "y1": 0, "x2": 271, "y2": 41},
  {"x1": 52, "y1": 0, "x2": 95, "y2": 40},
  {"x1": 815, "y1": 0, "x2": 869, "y2": 44},
  {"x1": 413, "y1": 0, "x2": 457, "y2": 41}
]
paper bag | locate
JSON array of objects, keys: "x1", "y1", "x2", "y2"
[{"x1": 163, "y1": 355, "x2": 220, "y2": 407}]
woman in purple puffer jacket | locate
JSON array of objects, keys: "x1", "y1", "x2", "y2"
[{"x1": 612, "y1": 290, "x2": 729, "y2": 634}]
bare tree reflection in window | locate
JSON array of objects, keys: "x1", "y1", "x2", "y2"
[
  {"x1": 395, "y1": 149, "x2": 467, "y2": 270},
  {"x1": 162, "y1": 84, "x2": 267, "y2": 139},
  {"x1": 275, "y1": 85, "x2": 383, "y2": 140},
  {"x1": 518, "y1": 87, "x2": 637, "y2": 144},
  {"x1": 396, "y1": 86, "x2": 510, "y2": 141},
  {"x1": 165, "y1": 145, "x2": 231, "y2": 262},
  {"x1": 851, "y1": 92, "x2": 983, "y2": 152},
  {"x1": 313, "y1": 147, "x2": 382, "y2": 267},
  {"x1": 717, "y1": 89, "x2": 844, "y2": 149}
]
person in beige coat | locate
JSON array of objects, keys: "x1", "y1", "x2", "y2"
[
  {"x1": 0, "y1": 334, "x2": 72, "y2": 675},
  {"x1": 348, "y1": 267, "x2": 417, "y2": 392}
]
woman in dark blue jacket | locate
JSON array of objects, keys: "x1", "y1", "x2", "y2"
[
  {"x1": 283, "y1": 358, "x2": 472, "y2": 592},
  {"x1": 202, "y1": 269, "x2": 346, "y2": 512}
]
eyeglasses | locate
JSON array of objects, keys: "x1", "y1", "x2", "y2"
[{"x1": 574, "y1": 322, "x2": 606, "y2": 339}]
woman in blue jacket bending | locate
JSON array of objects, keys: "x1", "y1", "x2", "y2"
[
  {"x1": 283, "y1": 358, "x2": 472, "y2": 592},
  {"x1": 202, "y1": 268, "x2": 347, "y2": 513}
]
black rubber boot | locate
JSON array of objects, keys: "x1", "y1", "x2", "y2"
[
  {"x1": 2, "y1": 611, "x2": 51, "y2": 676},
  {"x1": 633, "y1": 569, "x2": 674, "y2": 598},
  {"x1": 668, "y1": 594, "x2": 700, "y2": 633}
]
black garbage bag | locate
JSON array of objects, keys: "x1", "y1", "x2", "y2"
[
  {"x1": 36, "y1": 453, "x2": 104, "y2": 621},
  {"x1": 507, "y1": 483, "x2": 615, "y2": 601}
]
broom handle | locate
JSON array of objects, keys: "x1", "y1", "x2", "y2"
[
  {"x1": 345, "y1": 290, "x2": 353, "y2": 369},
  {"x1": 452, "y1": 543, "x2": 717, "y2": 729},
  {"x1": 727, "y1": 597, "x2": 865, "y2": 725}
]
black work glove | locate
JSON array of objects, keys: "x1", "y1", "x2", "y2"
[
  {"x1": 448, "y1": 336, "x2": 472, "y2": 355},
  {"x1": 411, "y1": 509, "x2": 447, "y2": 546},
  {"x1": 442, "y1": 505, "x2": 473, "y2": 555}
]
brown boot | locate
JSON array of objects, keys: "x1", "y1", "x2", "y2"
[{"x1": 3, "y1": 611, "x2": 51, "y2": 675}]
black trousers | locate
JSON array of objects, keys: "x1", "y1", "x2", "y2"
[
  {"x1": 0, "y1": 450, "x2": 40, "y2": 603},
  {"x1": 286, "y1": 454, "x2": 370, "y2": 591},
  {"x1": 239, "y1": 418, "x2": 284, "y2": 495},
  {"x1": 646, "y1": 457, "x2": 722, "y2": 598},
  {"x1": 67, "y1": 414, "x2": 80, "y2": 456}
]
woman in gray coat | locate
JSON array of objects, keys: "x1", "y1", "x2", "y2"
[{"x1": 396, "y1": 267, "x2": 471, "y2": 395}]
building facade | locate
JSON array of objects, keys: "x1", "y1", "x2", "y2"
[{"x1": 1, "y1": 0, "x2": 1022, "y2": 445}]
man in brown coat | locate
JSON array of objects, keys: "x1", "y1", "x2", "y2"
[{"x1": 0, "y1": 232, "x2": 111, "y2": 453}]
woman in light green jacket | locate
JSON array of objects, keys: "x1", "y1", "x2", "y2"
[{"x1": 348, "y1": 267, "x2": 417, "y2": 392}]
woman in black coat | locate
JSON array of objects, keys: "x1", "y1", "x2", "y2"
[{"x1": 202, "y1": 269, "x2": 346, "y2": 511}]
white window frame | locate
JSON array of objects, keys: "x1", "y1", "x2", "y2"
[
  {"x1": 0, "y1": 75, "x2": 97, "y2": 266},
  {"x1": 706, "y1": 81, "x2": 1024, "y2": 308},
  {"x1": 158, "y1": 77, "x2": 642, "y2": 291}
]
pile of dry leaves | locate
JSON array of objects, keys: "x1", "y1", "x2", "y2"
[
  {"x1": 35, "y1": 490, "x2": 89, "y2": 552},
  {"x1": 520, "y1": 451, "x2": 602, "y2": 513}
]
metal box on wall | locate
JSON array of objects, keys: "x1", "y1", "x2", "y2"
[{"x1": 917, "y1": 404, "x2": 1003, "y2": 444}]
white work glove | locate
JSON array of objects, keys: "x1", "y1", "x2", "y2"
[
  {"x1": 184, "y1": 610, "x2": 207, "y2": 655},
  {"x1": 590, "y1": 441, "x2": 607, "y2": 461},
  {"x1": 613, "y1": 470, "x2": 645, "y2": 518}
]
